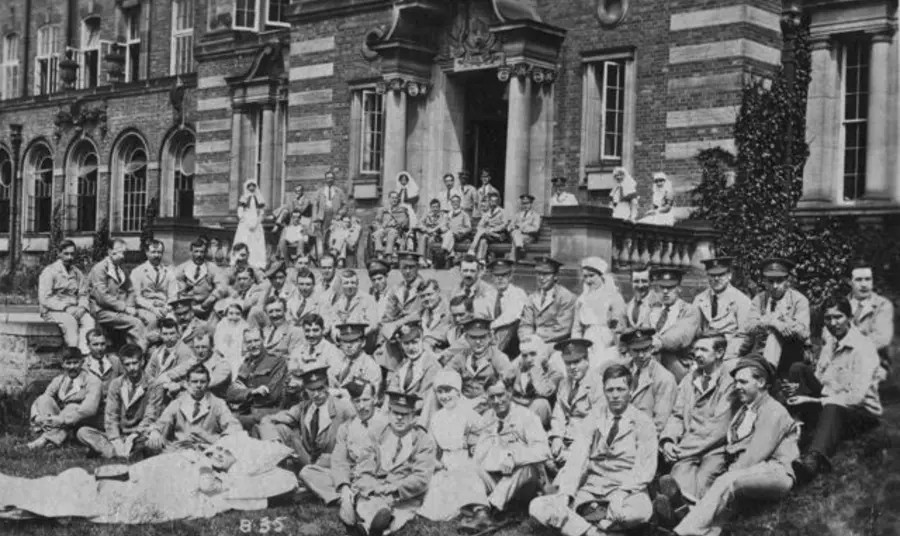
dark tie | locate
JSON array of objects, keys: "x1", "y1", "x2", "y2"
[
  {"x1": 161, "y1": 349, "x2": 171, "y2": 369},
  {"x1": 656, "y1": 305, "x2": 670, "y2": 332},
  {"x1": 194, "y1": 264, "x2": 201, "y2": 280},
  {"x1": 308, "y1": 406, "x2": 320, "y2": 440},
  {"x1": 392, "y1": 435, "x2": 405, "y2": 463},
  {"x1": 339, "y1": 361, "x2": 352, "y2": 384},
  {"x1": 266, "y1": 327, "x2": 276, "y2": 346},
  {"x1": 701, "y1": 374, "x2": 710, "y2": 392},
  {"x1": 154, "y1": 265, "x2": 161, "y2": 286},
  {"x1": 494, "y1": 289, "x2": 504, "y2": 318},
  {"x1": 854, "y1": 300, "x2": 865, "y2": 323},
  {"x1": 568, "y1": 380, "x2": 580, "y2": 406},
  {"x1": 402, "y1": 285, "x2": 410, "y2": 305},
  {"x1": 192, "y1": 400, "x2": 202, "y2": 420},
  {"x1": 631, "y1": 299, "x2": 641, "y2": 325},
  {"x1": 711, "y1": 293, "x2": 719, "y2": 319},
  {"x1": 606, "y1": 415, "x2": 621, "y2": 446},
  {"x1": 403, "y1": 363, "x2": 415, "y2": 392},
  {"x1": 769, "y1": 297, "x2": 778, "y2": 313}
]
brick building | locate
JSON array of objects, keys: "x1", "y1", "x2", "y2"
[{"x1": 0, "y1": 0, "x2": 790, "y2": 265}]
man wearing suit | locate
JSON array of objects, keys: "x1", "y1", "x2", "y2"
[
  {"x1": 175, "y1": 238, "x2": 227, "y2": 321},
  {"x1": 39, "y1": 239, "x2": 95, "y2": 353},
  {"x1": 844, "y1": 261, "x2": 894, "y2": 381},
  {"x1": 446, "y1": 318, "x2": 514, "y2": 413},
  {"x1": 442, "y1": 194, "x2": 473, "y2": 266},
  {"x1": 454, "y1": 255, "x2": 498, "y2": 321},
  {"x1": 88, "y1": 238, "x2": 147, "y2": 351},
  {"x1": 548, "y1": 339, "x2": 602, "y2": 463},
  {"x1": 519, "y1": 257, "x2": 577, "y2": 345},
  {"x1": 227, "y1": 327, "x2": 289, "y2": 431},
  {"x1": 693, "y1": 257, "x2": 751, "y2": 360},
  {"x1": 130, "y1": 239, "x2": 178, "y2": 331},
  {"x1": 623, "y1": 328, "x2": 678, "y2": 433},
  {"x1": 648, "y1": 268, "x2": 702, "y2": 383},
  {"x1": 385, "y1": 320, "x2": 442, "y2": 426},
  {"x1": 82, "y1": 329, "x2": 125, "y2": 418},
  {"x1": 379, "y1": 252, "x2": 428, "y2": 373},
  {"x1": 489, "y1": 259, "x2": 528, "y2": 355},
  {"x1": 624, "y1": 266, "x2": 655, "y2": 330},
  {"x1": 371, "y1": 191, "x2": 416, "y2": 263},
  {"x1": 468, "y1": 191, "x2": 508, "y2": 264},
  {"x1": 508, "y1": 194, "x2": 542, "y2": 261},
  {"x1": 313, "y1": 171, "x2": 347, "y2": 258}
]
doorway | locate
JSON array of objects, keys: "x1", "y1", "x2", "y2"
[{"x1": 461, "y1": 70, "x2": 508, "y2": 201}]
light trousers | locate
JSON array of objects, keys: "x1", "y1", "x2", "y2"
[
  {"x1": 669, "y1": 450, "x2": 728, "y2": 502},
  {"x1": 530, "y1": 490, "x2": 652, "y2": 536},
  {"x1": 43, "y1": 311, "x2": 95, "y2": 353}
]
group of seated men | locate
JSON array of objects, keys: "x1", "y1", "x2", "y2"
[{"x1": 32, "y1": 233, "x2": 893, "y2": 536}]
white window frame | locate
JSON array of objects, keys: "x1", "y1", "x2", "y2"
[
  {"x1": 35, "y1": 25, "x2": 61, "y2": 95},
  {"x1": 357, "y1": 88, "x2": 385, "y2": 176},
  {"x1": 27, "y1": 145, "x2": 54, "y2": 233},
  {"x1": 78, "y1": 18, "x2": 101, "y2": 90},
  {"x1": 1, "y1": 34, "x2": 20, "y2": 100},
  {"x1": 121, "y1": 141, "x2": 148, "y2": 232},
  {"x1": 252, "y1": 109, "x2": 264, "y2": 184},
  {"x1": 839, "y1": 39, "x2": 870, "y2": 202},
  {"x1": 266, "y1": 0, "x2": 291, "y2": 27},
  {"x1": 124, "y1": 8, "x2": 141, "y2": 82},
  {"x1": 171, "y1": 0, "x2": 195, "y2": 75},
  {"x1": 234, "y1": 0, "x2": 260, "y2": 31},
  {"x1": 599, "y1": 60, "x2": 626, "y2": 160}
]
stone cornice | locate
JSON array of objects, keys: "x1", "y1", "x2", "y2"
[{"x1": 287, "y1": 0, "x2": 390, "y2": 24}]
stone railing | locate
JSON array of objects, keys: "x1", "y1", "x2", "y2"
[{"x1": 544, "y1": 205, "x2": 718, "y2": 273}]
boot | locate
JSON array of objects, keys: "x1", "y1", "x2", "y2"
[
  {"x1": 792, "y1": 451, "x2": 826, "y2": 484},
  {"x1": 458, "y1": 506, "x2": 496, "y2": 534},
  {"x1": 368, "y1": 507, "x2": 393, "y2": 536}
]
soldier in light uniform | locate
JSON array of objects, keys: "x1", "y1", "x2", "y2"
[
  {"x1": 624, "y1": 265, "x2": 655, "y2": 330},
  {"x1": 420, "y1": 279, "x2": 453, "y2": 353},
  {"x1": 623, "y1": 327, "x2": 678, "y2": 433},
  {"x1": 647, "y1": 268, "x2": 702, "y2": 383},
  {"x1": 257, "y1": 362, "x2": 355, "y2": 475},
  {"x1": 510, "y1": 335, "x2": 564, "y2": 430},
  {"x1": 549, "y1": 338, "x2": 604, "y2": 466},
  {"x1": 130, "y1": 239, "x2": 178, "y2": 331},
  {"x1": 145, "y1": 318, "x2": 194, "y2": 391},
  {"x1": 371, "y1": 191, "x2": 416, "y2": 263},
  {"x1": 261, "y1": 297, "x2": 305, "y2": 365},
  {"x1": 446, "y1": 318, "x2": 514, "y2": 413},
  {"x1": 326, "y1": 270, "x2": 379, "y2": 338},
  {"x1": 343, "y1": 391, "x2": 436, "y2": 536},
  {"x1": 385, "y1": 319, "x2": 442, "y2": 426},
  {"x1": 489, "y1": 259, "x2": 529, "y2": 355},
  {"x1": 519, "y1": 257, "x2": 577, "y2": 345},
  {"x1": 507, "y1": 194, "x2": 542, "y2": 261},
  {"x1": 288, "y1": 268, "x2": 326, "y2": 327},
  {"x1": 365, "y1": 260, "x2": 392, "y2": 355},
  {"x1": 88, "y1": 238, "x2": 147, "y2": 350},
  {"x1": 288, "y1": 313, "x2": 342, "y2": 399},
  {"x1": 378, "y1": 251, "x2": 428, "y2": 374},
  {"x1": 530, "y1": 365, "x2": 657, "y2": 536},
  {"x1": 442, "y1": 194, "x2": 473, "y2": 265},
  {"x1": 38, "y1": 239, "x2": 95, "y2": 353},
  {"x1": 692, "y1": 257, "x2": 751, "y2": 360},
  {"x1": 416, "y1": 198, "x2": 448, "y2": 265},
  {"x1": 82, "y1": 328, "x2": 125, "y2": 402},
  {"x1": 246, "y1": 261, "x2": 300, "y2": 328},
  {"x1": 468, "y1": 191, "x2": 508, "y2": 264},
  {"x1": 744, "y1": 258, "x2": 810, "y2": 378},
  {"x1": 174, "y1": 238, "x2": 227, "y2": 322},
  {"x1": 331, "y1": 323, "x2": 382, "y2": 396}
]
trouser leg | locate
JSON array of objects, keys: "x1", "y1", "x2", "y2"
[
  {"x1": 76, "y1": 426, "x2": 116, "y2": 458},
  {"x1": 528, "y1": 398, "x2": 552, "y2": 429},
  {"x1": 529, "y1": 495, "x2": 592, "y2": 536},
  {"x1": 43, "y1": 311, "x2": 80, "y2": 349},
  {"x1": 384, "y1": 229, "x2": 400, "y2": 255},
  {"x1": 810, "y1": 404, "x2": 878, "y2": 459},
  {"x1": 95, "y1": 309, "x2": 148, "y2": 351},
  {"x1": 256, "y1": 419, "x2": 308, "y2": 462},
  {"x1": 371, "y1": 229, "x2": 386, "y2": 254},
  {"x1": 695, "y1": 452, "x2": 729, "y2": 500},
  {"x1": 356, "y1": 495, "x2": 393, "y2": 533},
  {"x1": 488, "y1": 464, "x2": 543, "y2": 512},
  {"x1": 442, "y1": 232, "x2": 454, "y2": 253},
  {"x1": 670, "y1": 457, "x2": 701, "y2": 501},
  {"x1": 469, "y1": 231, "x2": 484, "y2": 253},
  {"x1": 299, "y1": 464, "x2": 339, "y2": 504},
  {"x1": 30, "y1": 395, "x2": 70, "y2": 446},
  {"x1": 788, "y1": 362, "x2": 823, "y2": 396}
]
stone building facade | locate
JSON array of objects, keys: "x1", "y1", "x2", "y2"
[{"x1": 0, "y1": 0, "x2": 788, "y2": 263}]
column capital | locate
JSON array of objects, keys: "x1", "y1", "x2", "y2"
[
  {"x1": 868, "y1": 28, "x2": 895, "y2": 44},
  {"x1": 497, "y1": 62, "x2": 558, "y2": 86},
  {"x1": 382, "y1": 77, "x2": 429, "y2": 99}
]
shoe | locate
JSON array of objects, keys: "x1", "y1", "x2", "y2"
[
  {"x1": 368, "y1": 507, "x2": 393, "y2": 536},
  {"x1": 654, "y1": 495, "x2": 676, "y2": 528},
  {"x1": 26, "y1": 437, "x2": 49, "y2": 450},
  {"x1": 575, "y1": 501, "x2": 607, "y2": 523},
  {"x1": 458, "y1": 507, "x2": 495, "y2": 534},
  {"x1": 792, "y1": 452, "x2": 822, "y2": 484},
  {"x1": 658, "y1": 475, "x2": 686, "y2": 508}
]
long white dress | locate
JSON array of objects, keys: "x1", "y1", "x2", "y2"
[
  {"x1": 417, "y1": 403, "x2": 489, "y2": 521},
  {"x1": 572, "y1": 286, "x2": 628, "y2": 371},
  {"x1": 233, "y1": 193, "x2": 267, "y2": 270}
]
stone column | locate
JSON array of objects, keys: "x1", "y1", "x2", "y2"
[
  {"x1": 801, "y1": 38, "x2": 839, "y2": 203},
  {"x1": 864, "y1": 32, "x2": 893, "y2": 200},
  {"x1": 226, "y1": 108, "x2": 243, "y2": 218},
  {"x1": 260, "y1": 104, "x2": 276, "y2": 207},
  {"x1": 383, "y1": 88, "x2": 408, "y2": 199},
  {"x1": 504, "y1": 70, "x2": 532, "y2": 209}
]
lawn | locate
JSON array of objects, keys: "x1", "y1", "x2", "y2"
[{"x1": 1, "y1": 387, "x2": 898, "y2": 536}]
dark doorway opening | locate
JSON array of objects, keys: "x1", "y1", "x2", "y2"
[{"x1": 461, "y1": 70, "x2": 508, "y2": 203}]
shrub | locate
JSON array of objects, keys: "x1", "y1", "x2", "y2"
[{"x1": 92, "y1": 217, "x2": 110, "y2": 262}]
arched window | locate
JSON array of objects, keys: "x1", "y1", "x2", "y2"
[
  {"x1": 115, "y1": 135, "x2": 148, "y2": 232},
  {"x1": 26, "y1": 144, "x2": 54, "y2": 232},
  {"x1": 67, "y1": 139, "x2": 98, "y2": 232},
  {"x1": 0, "y1": 149, "x2": 11, "y2": 233}
]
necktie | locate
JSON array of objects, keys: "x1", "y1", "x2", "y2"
[
  {"x1": 701, "y1": 374, "x2": 710, "y2": 392},
  {"x1": 711, "y1": 293, "x2": 719, "y2": 319},
  {"x1": 568, "y1": 380, "x2": 580, "y2": 406},
  {"x1": 854, "y1": 300, "x2": 865, "y2": 323},
  {"x1": 192, "y1": 400, "x2": 202, "y2": 420},
  {"x1": 194, "y1": 264, "x2": 201, "y2": 281},
  {"x1": 402, "y1": 285, "x2": 410, "y2": 305},
  {"x1": 308, "y1": 406, "x2": 320, "y2": 440},
  {"x1": 161, "y1": 349, "x2": 171, "y2": 370},
  {"x1": 606, "y1": 415, "x2": 621, "y2": 446},
  {"x1": 401, "y1": 187, "x2": 407, "y2": 202},
  {"x1": 296, "y1": 297, "x2": 306, "y2": 319},
  {"x1": 392, "y1": 435, "x2": 405, "y2": 463},
  {"x1": 494, "y1": 288, "x2": 504, "y2": 318},
  {"x1": 769, "y1": 296, "x2": 777, "y2": 313},
  {"x1": 540, "y1": 290, "x2": 547, "y2": 308},
  {"x1": 730, "y1": 406, "x2": 747, "y2": 441},
  {"x1": 631, "y1": 299, "x2": 641, "y2": 325},
  {"x1": 266, "y1": 327, "x2": 276, "y2": 346},
  {"x1": 154, "y1": 265, "x2": 161, "y2": 286},
  {"x1": 339, "y1": 361, "x2": 352, "y2": 384},
  {"x1": 403, "y1": 362, "x2": 415, "y2": 391},
  {"x1": 497, "y1": 419, "x2": 505, "y2": 434},
  {"x1": 656, "y1": 305, "x2": 670, "y2": 332}
]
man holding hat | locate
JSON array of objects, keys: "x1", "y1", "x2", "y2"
[
  {"x1": 246, "y1": 261, "x2": 299, "y2": 328},
  {"x1": 744, "y1": 258, "x2": 810, "y2": 377},
  {"x1": 257, "y1": 361, "x2": 355, "y2": 473},
  {"x1": 550, "y1": 177, "x2": 578, "y2": 207},
  {"x1": 520, "y1": 256, "x2": 577, "y2": 345},
  {"x1": 489, "y1": 258, "x2": 528, "y2": 355},
  {"x1": 174, "y1": 237, "x2": 227, "y2": 321},
  {"x1": 332, "y1": 323, "x2": 382, "y2": 395},
  {"x1": 549, "y1": 338, "x2": 604, "y2": 466},
  {"x1": 647, "y1": 267, "x2": 701, "y2": 383},
  {"x1": 344, "y1": 391, "x2": 436, "y2": 536},
  {"x1": 621, "y1": 327, "x2": 677, "y2": 433},
  {"x1": 379, "y1": 251, "x2": 428, "y2": 372},
  {"x1": 693, "y1": 257, "x2": 751, "y2": 360},
  {"x1": 507, "y1": 193, "x2": 542, "y2": 261},
  {"x1": 226, "y1": 327, "x2": 289, "y2": 431},
  {"x1": 446, "y1": 317, "x2": 514, "y2": 413},
  {"x1": 468, "y1": 191, "x2": 509, "y2": 264},
  {"x1": 670, "y1": 355, "x2": 799, "y2": 536},
  {"x1": 385, "y1": 319, "x2": 442, "y2": 425}
]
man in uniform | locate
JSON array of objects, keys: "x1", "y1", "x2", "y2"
[
  {"x1": 530, "y1": 365, "x2": 657, "y2": 536},
  {"x1": 655, "y1": 334, "x2": 736, "y2": 526},
  {"x1": 457, "y1": 170, "x2": 478, "y2": 215},
  {"x1": 693, "y1": 257, "x2": 751, "y2": 360},
  {"x1": 446, "y1": 317, "x2": 514, "y2": 413},
  {"x1": 549, "y1": 177, "x2": 578, "y2": 207},
  {"x1": 623, "y1": 327, "x2": 678, "y2": 433},
  {"x1": 371, "y1": 191, "x2": 415, "y2": 264},
  {"x1": 175, "y1": 238, "x2": 226, "y2": 321},
  {"x1": 519, "y1": 257, "x2": 577, "y2": 345},
  {"x1": 420, "y1": 279, "x2": 453, "y2": 353},
  {"x1": 379, "y1": 251, "x2": 428, "y2": 373},
  {"x1": 289, "y1": 312, "x2": 342, "y2": 377},
  {"x1": 260, "y1": 296, "x2": 305, "y2": 364},
  {"x1": 744, "y1": 258, "x2": 810, "y2": 378},
  {"x1": 510, "y1": 335, "x2": 564, "y2": 430},
  {"x1": 844, "y1": 260, "x2": 894, "y2": 381},
  {"x1": 343, "y1": 391, "x2": 436, "y2": 536},
  {"x1": 648, "y1": 268, "x2": 701, "y2": 383},
  {"x1": 88, "y1": 238, "x2": 147, "y2": 350},
  {"x1": 39, "y1": 238, "x2": 95, "y2": 353},
  {"x1": 145, "y1": 317, "x2": 197, "y2": 405},
  {"x1": 468, "y1": 191, "x2": 508, "y2": 264},
  {"x1": 82, "y1": 328, "x2": 125, "y2": 401},
  {"x1": 327, "y1": 270, "x2": 379, "y2": 338},
  {"x1": 224, "y1": 243, "x2": 262, "y2": 287},
  {"x1": 455, "y1": 254, "x2": 498, "y2": 320},
  {"x1": 416, "y1": 198, "x2": 448, "y2": 265},
  {"x1": 385, "y1": 319, "x2": 442, "y2": 425},
  {"x1": 462, "y1": 377, "x2": 550, "y2": 532},
  {"x1": 288, "y1": 268, "x2": 325, "y2": 327},
  {"x1": 624, "y1": 265, "x2": 654, "y2": 330},
  {"x1": 247, "y1": 261, "x2": 299, "y2": 328},
  {"x1": 366, "y1": 260, "x2": 392, "y2": 354},
  {"x1": 130, "y1": 239, "x2": 178, "y2": 331},
  {"x1": 442, "y1": 194, "x2": 473, "y2": 266},
  {"x1": 507, "y1": 194, "x2": 542, "y2": 261},
  {"x1": 489, "y1": 259, "x2": 528, "y2": 355},
  {"x1": 227, "y1": 327, "x2": 289, "y2": 431},
  {"x1": 331, "y1": 323, "x2": 382, "y2": 395},
  {"x1": 549, "y1": 339, "x2": 603, "y2": 466},
  {"x1": 257, "y1": 362, "x2": 355, "y2": 473},
  {"x1": 440, "y1": 295, "x2": 475, "y2": 365}
]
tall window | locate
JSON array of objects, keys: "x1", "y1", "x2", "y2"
[
  {"x1": 0, "y1": 150, "x2": 11, "y2": 233},
  {"x1": 118, "y1": 136, "x2": 148, "y2": 232},
  {"x1": 78, "y1": 18, "x2": 101, "y2": 89},
  {"x1": 267, "y1": 0, "x2": 290, "y2": 26},
  {"x1": 174, "y1": 141, "x2": 195, "y2": 219},
  {"x1": 842, "y1": 41, "x2": 869, "y2": 201},
  {"x1": 35, "y1": 25, "x2": 60, "y2": 95},
  {"x1": 234, "y1": 0, "x2": 258, "y2": 31},
  {"x1": 598, "y1": 60, "x2": 626, "y2": 160},
  {"x1": 1, "y1": 34, "x2": 20, "y2": 100},
  {"x1": 68, "y1": 141, "x2": 98, "y2": 232},
  {"x1": 27, "y1": 145, "x2": 54, "y2": 233},
  {"x1": 359, "y1": 89, "x2": 384, "y2": 175},
  {"x1": 581, "y1": 53, "x2": 635, "y2": 170},
  {"x1": 124, "y1": 8, "x2": 142, "y2": 82},
  {"x1": 171, "y1": 0, "x2": 194, "y2": 75}
]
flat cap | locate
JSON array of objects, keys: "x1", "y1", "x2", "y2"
[
  {"x1": 533, "y1": 256, "x2": 563, "y2": 274},
  {"x1": 345, "y1": 379, "x2": 373, "y2": 399},
  {"x1": 651, "y1": 267, "x2": 684, "y2": 287},
  {"x1": 169, "y1": 295, "x2": 195, "y2": 308},
  {"x1": 265, "y1": 260, "x2": 287, "y2": 279},
  {"x1": 701, "y1": 257, "x2": 734, "y2": 276},
  {"x1": 621, "y1": 327, "x2": 657, "y2": 350},
  {"x1": 397, "y1": 251, "x2": 422, "y2": 263},
  {"x1": 554, "y1": 338, "x2": 593, "y2": 362},
  {"x1": 759, "y1": 258, "x2": 794, "y2": 278},
  {"x1": 731, "y1": 354, "x2": 776, "y2": 384},
  {"x1": 336, "y1": 323, "x2": 367, "y2": 342},
  {"x1": 386, "y1": 390, "x2": 420, "y2": 414},
  {"x1": 367, "y1": 259, "x2": 390, "y2": 277}
]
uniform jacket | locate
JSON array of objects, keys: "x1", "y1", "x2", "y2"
[
  {"x1": 130, "y1": 261, "x2": 178, "y2": 313},
  {"x1": 381, "y1": 276, "x2": 427, "y2": 332},
  {"x1": 508, "y1": 209, "x2": 542, "y2": 235},
  {"x1": 38, "y1": 260, "x2": 89, "y2": 314},
  {"x1": 556, "y1": 405, "x2": 657, "y2": 498},
  {"x1": 145, "y1": 342, "x2": 195, "y2": 384},
  {"x1": 369, "y1": 287, "x2": 391, "y2": 324},
  {"x1": 491, "y1": 284, "x2": 528, "y2": 331},
  {"x1": 288, "y1": 291, "x2": 327, "y2": 326},
  {"x1": 474, "y1": 404, "x2": 550, "y2": 470},
  {"x1": 105, "y1": 372, "x2": 157, "y2": 439},
  {"x1": 374, "y1": 204, "x2": 414, "y2": 231},
  {"x1": 354, "y1": 423, "x2": 437, "y2": 502},
  {"x1": 815, "y1": 326, "x2": 882, "y2": 416},
  {"x1": 332, "y1": 413, "x2": 390, "y2": 490},
  {"x1": 447, "y1": 346, "x2": 513, "y2": 400},
  {"x1": 88, "y1": 258, "x2": 135, "y2": 314},
  {"x1": 519, "y1": 284, "x2": 577, "y2": 344},
  {"x1": 421, "y1": 298, "x2": 453, "y2": 351},
  {"x1": 154, "y1": 392, "x2": 244, "y2": 441},
  {"x1": 725, "y1": 392, "x2": 799, "y2": 478},
  {"x1": 647, "y1": 298, "x2": 702, "y2": 360},
  {"x1": 175, "y1": 260, "x2": 227, "y2": 308},
  {"x1": 41, "y1": 370, "x2": 102, "y2": 425},
  {"x1": 270, "y1": 395, "x2": 355, "y2": 465},
  {"x1": 313, "y1": 185, "x2": 347, "y2": 221},
  {"x1": 477, "y1": 206, "x2": 508, "y2": 233},
  {"x1": 508, "y1": 355, "x2": 564, "y2": 406},
  {"x1": 661, "y1": 361, "x2": 737, "y2": 459},
  {"x1": 445, "y1": 209, "x2": 472, "y2": 236},
  {"x1": 386, "y1": 350, "x2": 442, "y2": 401},
  {"x1": 227, "y1": 351, "x2": 288, "y2": 410},
  {"x1": 746, "y1": 288, "x2": 810, "y2": 343},
  {"x1": 549, "y1": 367, "x2": 603, "y2": 442},
  {"x1": 477, "y1": 184, "x2": 500, "y2": 209},
  {"x1": 693, "y1": 285, "x2": 752, "y2": 358},
  {"x1": 261, "y1": 322, "x2": 305, "y2": 361},
  {"x1": 83, "y1": 354, "x2": 125, "y2": 398},
  {"x1": 624, "y1": 292, "x2": 658, "y2": 330},
  {"x1": 332, "y1": 352, "x2": 383, "y2": 393},
  {"x1": 629, "y1": 359, "x2": 678, "y2": 433},
  {"x1": 246, "y1": 281, "x2": 300, "y2": 321},
  {"x1": 437, "y1": 187, "x2": 462, "y2": 212},
  {"x1": 848, "y1": 292, "x2": 895, "y2": 352},
  {"x1": 419, "y1": 211, "x2": 447, "y2": 234},
  {"x1": 459, "y1": 184, "x2": 478, "y2": 213},
  {"x1": 327, "y1": 292, "x2": 379, "y2": 333},
  {"x1": 289, "y1": 338, "x2": 343, "y2": 378},
  {"x1": 453, "y1": 279, "x2": 499, "y2": 321}
]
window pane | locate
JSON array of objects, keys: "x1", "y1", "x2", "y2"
[
  {"x1": 122, "y1": 146, "x2": 147, "y2": 232},
  {"x1": 360, "y1": 90, "x2": 385, "y2": 174},
  {"x1": 268, "y1": 0, "x2": 290, "y2": 24},
  {"x1": 174, "y1": 143, "x2": 195, "y2": 219},
  {"x1": 842, "y1": 41, "x2": 870, "y2": 200},
  {"x1": 236, "y1": 0, "x2": 258, "y2": 29},
  {"x1": 601, "y1": 60, "x2": 626, "y2": 159}
]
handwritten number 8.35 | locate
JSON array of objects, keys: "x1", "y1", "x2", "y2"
[{"x1": 239, "y1": 517, "x2": 286, "y2": 533}]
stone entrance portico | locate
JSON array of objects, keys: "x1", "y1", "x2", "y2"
[{"x1": 367, "y1": 0, "x2": 565, "y2": 210}]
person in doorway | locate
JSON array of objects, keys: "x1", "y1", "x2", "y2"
[
  {"x1": 457, "y1": 170, "x2": 479, "y2": 216},
  {"x1": 476, "y1": 169, "x2": 500, "y2": 218}
]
